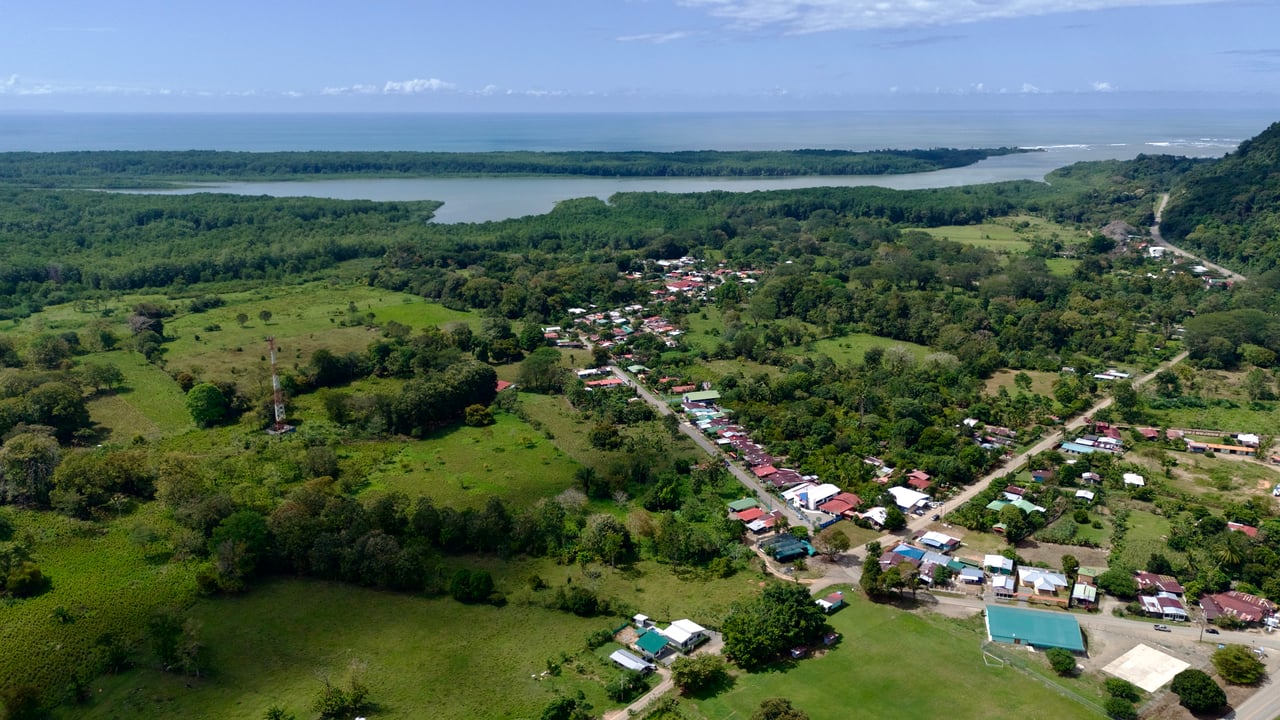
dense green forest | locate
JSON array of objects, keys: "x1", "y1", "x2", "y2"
[
  {"x1": 1162, "y1": 121, "x2": 1280, "y2": 274},
  {"x1": 0, "y1": 147, "x2": 1028, "y2": 186}
]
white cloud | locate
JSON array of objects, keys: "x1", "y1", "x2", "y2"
[
  {"x1": 680, "y1": 0, "x2": 1230, "y2": 33},
  {"x1": 1091, "y1": 80, "x2": 1116, "y2": 91},
  {"x1": 616, "y1": 30, "x2": 699, "y2": 43},
  {"x1": 320, "y1": 84, "x2": 380, "y2": 95},
  {"x1": 1021, "y1": 82, "x2": 1043, "y2": 93},
  {"x1": 383, "y1": 78, "x2": 455, "y2": 93}
]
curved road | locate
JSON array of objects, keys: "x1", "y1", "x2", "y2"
[{"x1": 1150, "y1": 194, "x2": 1246, "y2": 283}]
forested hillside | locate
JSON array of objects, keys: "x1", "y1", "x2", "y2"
[{"x1": 1162, "y1": 121, "x2": 1280, "y2": 274}]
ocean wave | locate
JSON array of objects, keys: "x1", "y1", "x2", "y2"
[{"x1": 1017, "y1": 144, "x2": 1092, "y2": 150}]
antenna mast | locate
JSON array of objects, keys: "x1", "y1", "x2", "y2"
[{"x1": 266, "y1": 337, "x2": 294, "y2": 434}]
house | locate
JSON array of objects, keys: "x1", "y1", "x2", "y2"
[
  {"x1": 984, "y1": 554, "x2": 1015, "y2": 574},
  {"x1": 1140, "y1": 595, "x2": 1189, "y2": 621},
  {"x1": 1060, "y1": 441, "x2": 1097, "y2": 455},
  {"x1": 1134, "y1": 571, "x2": 1184, "y2": 597},
  {"x1": 745, "y1": 510, "x2": 784, "y2": 534},
  {"x1": 751, "y1": 464, "x2": 779, "y2": 479},
  {"x1": 662, "y1": 619, "x2": 708, "y2": 653},
  {"x1": 992, "y1": 575, "x2": 1017, "y2": 598},
  {"x1": 1002, "y1": 485, "x2": 1026, "y2": 501},
  {"x1": 735, "y1": 507, "x2": 767, "y2": 523},
  {"x1": 1137, "y1": 427, "x2": 1160, "y2": 440},
  {"x1": 817, "y1": 492, "x2": 862, "y2": 518},
  {"x1": 1228, "y1": 521, "x2": 1259, "y2": 538},
  {"x1": 959, "y1": 567, "x2": 985, "y2": 585},
  {"x1": 634, "y1": 629, "x2": 670, "y2": 660},
  {"x1": 495, "y1": 379, "x2": 514, "y2": 393},
  {"x1": 1075, "y1": 490, "x2": 1096, "y2": 503},
  {"x1": 816, "y1": 591, "x2": 846, "y2": 613},
  {"x1": 609, "y1": 649, "x2": 656, "y2": 674},
  {"x1": 1030, "y1": 469, "x2": 1055, "y2": 483},
  {"x1": 1071, "y1": 583, "x2": 1098, "y2": 608},
  {"x1": 1189, "y1": 441, "x2": 1257, "y2": 457},
  {"x1": 1201, "y1": 591, "x2": 1276, "y2": 625},
  {"x1": 887, "y1": 486, "x2": 931, "y2": 512},
  {"x1": 788, "y1": 483, "x2": 840, "y2": 511},
  {"x1": 859, "y1": 507, "x2": 889, "y2": 528},
  {"x1": 1017, "y1": 567, "x2": 1069, "y2": 596},
  {"x1": 681, "y1": 389, "x2": 720, "y2": 403},
  {"x1": 1080, "y1": 471, "x2": 1102, "y2": 484},
  {"x1": 906, "y1": 470, "x2": 933, "y2": 490},
  {"x1": 1122, "y1": 473, "x2": 1145, "y2": 487},
  {"x1": 1237, "y1": 433, "x2": 1261, "y2": 448},
  {"x1": 585, "y1": 377, "x2": 625, "y2": 389},
  {"x1": 727, "y1": 498, "x2": 758, "y2": 514},
  {"x1": 1009, "y1": 498, "x2": 1046, "y2": 514},
  {"x1": 919, "y1": 531, "x2": 961, "y2": 552}
]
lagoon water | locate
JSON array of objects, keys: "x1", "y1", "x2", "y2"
[{"x1": 5, "y1": 110, "x2": 1275, "y2": 223}]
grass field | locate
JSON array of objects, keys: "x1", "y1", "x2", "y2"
[
  {"x1": 678, "y1": 588, "x2": 1100, "y2": 720},
  {"x1": 791, "y1": 333, "x2": 931, "y2": 366},
  {"x1": 68, "y1": 558, "x2": 769, "y2": 720},
  {"x1": 358, "y1": 411, "x2": 582, "y2": 508},
  {"x1": 518, "y1": 393, "x2": 703, "y2": 474},
  {"x1": 909, "y1": 216, "x2": 1092, "y2": 256},
  {"x1": 3, "y1": 507, "x2": 200, "y2": 704},
  {"x1": 1114, "y1": 508, "x2": 1182, "y2": 571},
  {"x1": 984, "y1": 369, "x2": 1059, "y2": 397},
  {"x1": 84, "y1": 351, "x2": 194, "y2": 441}
]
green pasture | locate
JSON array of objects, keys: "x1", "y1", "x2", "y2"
[
  {"x1": 910, "y1": 215, "x2": 1091, "y2": 254},
  {"x1": 68, "y1": 579, "x2": 614, "y2": 720},
  {"x1": 1046, "y1": 258, "x2": 1080, "y2": 277},
  {"x1": 792, "y1": 333, "x2": 931, "y2": 366},
  {"x1": 1146, "y1": 401, "x2": 1280, "y2": 437},
  {"x1": 359, "y1": 411, "x2": 580, "y2": 508},
  {"x1": 2, "y1": 507, "x2": 199, "y2": 704},
  {"x1": 369, "y1": 297, "x2": 478, "y2": 331},
  {"x1": 84, "y1": 351, "x2": 193, "y2": 441},
  {"x1": 984, "y1": 369, "x2": 1059, "y2": 397},
  {"x1": 71, "y1": 559, "x2": 767, "y2": 720},
  {"x1": 1114, "y1": 508, "x2": 1182, "y2": 571},
  {"x1": 679, "y1": 589, "x2": 1100, "y2": 720}
]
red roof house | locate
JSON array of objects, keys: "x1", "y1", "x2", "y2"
[
  {"x1": 1228, "y1": 521, "x2": 1259, "y2": 538},
  {"x1": 495, "y1": 380, "x2": 514, "y2": 393},
  {"x1": 735, "y1": 507, "x2": 766, "y2": 523},
  {"x1": 751, "y1": 465, "x2": 778, "y2": 479},
  {"x1": 1202, "y1": 591, "x2": 1276, "y2": 624}
]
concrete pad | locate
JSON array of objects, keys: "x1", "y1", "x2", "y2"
[{"x1": 1102, "y1": 643, "x2": 1191, "y2": 693}]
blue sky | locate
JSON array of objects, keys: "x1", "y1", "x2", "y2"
[{"x1": 1, "y1": 0, "x2": 1277, "y2": 111}]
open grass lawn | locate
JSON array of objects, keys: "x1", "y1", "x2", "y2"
[
  {"x1": 68, "y1": 579, "x2": 617, "y2": 720},
  {"x1": 679, "y1": 589, "x2": 1099, "y2": 720},
  {"x1": 790, "y1": 333, "x2": 931, "y2": 366},
  {"x1": 4, "y1": 507, "x2": 199, "y2": 704},
  {"x1": 70, "y1": 560, "x2": 768, "y2": 720},
  {"x1": 984, "y1": 369, "x2": 1059, "y2": 397},
  {"x1": 1046, "y1": 258, "x2": 1080, "y2": 277},
  {"x1": 359, "y1": 411, "x2": 581, "y2": 508},
  {"x1": 913, "y1": 222, "x2": 1033, "y2": 253},
  {"x1": 84, "y1": 351, "x2": 193, "y2": 441},
  {"x1": 159, "y1": 283, "x2": 434, "y2": 384},
  {"x1": 518, "y1": 393, "x2": 703, "y2": 474},
  {"x1": 368, "y1": 296, "x2": 478, "y2": 331},
  {"x1": 683, "y1": 306, "x2": 726, "y2": 353},
  {"x1": 1145, "y1": 369, "x2": 1280, "y2": 436},
  {"x1": 1115, "y1": 508, "x2": 1183, "y2": 571}
]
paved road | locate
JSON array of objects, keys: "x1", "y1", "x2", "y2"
[
  {"x1": 1150, "y1": 193, "x2": 1247, "y2": 283},
  {"x1": 608, "y1": 365, "x2": 813, "y2": 529}
]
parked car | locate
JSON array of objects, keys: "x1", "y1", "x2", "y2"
[
  {"x1": 1154, "y1": 624, "x2": 1171, "y2": 632},
  {"x1": 931, "y1": 514, "x2": 941, "y2": 521},
  {"x1": 1206, "y1": 627, "x2": 1220, "y2": 635}
]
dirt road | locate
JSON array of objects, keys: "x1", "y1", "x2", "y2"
[{"x1": 1150, "y1": 193, "x2": 1246, "y2": 283}]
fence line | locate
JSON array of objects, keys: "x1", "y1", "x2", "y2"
[{"x1": 980, "y1": 642, "x2": 1107, "y2": 717}]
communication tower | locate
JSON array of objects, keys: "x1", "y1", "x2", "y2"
[{"x1": 266, "y1": 337, "x2": 295, "y2": 435}]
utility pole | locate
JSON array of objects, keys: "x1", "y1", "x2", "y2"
[{"x1": 265, "y1": 337, "x2": 294, "y2": 435}]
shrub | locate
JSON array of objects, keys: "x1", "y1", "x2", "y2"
[
  {"x1": 1105, "y1": 677, "x2": 1140, "y2": 701},
  {"x1": 1212, "y1": 644, "x2": 1267, "y2": 685},
  {"x1": 585, "y1": 628, "x2": 615, "y2": 650},
  {"x1": 1103, "y1": 697, "x2": 1137, "y2": 720},
  {"x1": 671, "y1": 654, "x2": 728, "y2": 695},
  {"x1": 311, "y1": 680, "x2": 369, "y2": 720},
  {"x1": 1073, "y1": 509, "x2": 1090, "y2": 524},
  {"x1": 1170, "y1": 668, "x2": 1226, "y2": 713},
  {"x1": 1046, "y1": 647, "x2": 1076, "y2": 675}
]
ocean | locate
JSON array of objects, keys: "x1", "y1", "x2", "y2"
[{"x1": 5, "y1": 110, "x2": 1275, "y2": 222}]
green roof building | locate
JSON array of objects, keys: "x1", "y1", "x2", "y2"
[
  {"x1": 682, "y1": 390, "x2": 721, "y2": 403},
  {"x1": 728, "y1": 498, "x2": 759, "y2": 512},
  {"x1": 634, "y1": 629, "x2": 670, "y2": 659},
  {"x1": 985, "y1": 604, "x2": 1084, "y2": 653}
]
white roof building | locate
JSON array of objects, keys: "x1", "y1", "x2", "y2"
[
  {"x1": 920, "y1": 531, "x2": 960, "y2": 550},
  {"x1": 1123, "y1": 473, "x2": 1145, "y2": 487},
  {"x1": 888, "y1": 486, "x2": 931, "y2": 511},
  {"x1": 861, "y1": 507, "x2": 888, "y2": 527},
  {"x1": 984, "y1": 554, "x2": 1014, "y2": 574},
  {"x1": 1075, "y1": 490, "x2": 1096, "y2": 502},
  {"x1": 1017, "y1": 567, "x2": 1069, "y2": 593}
]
